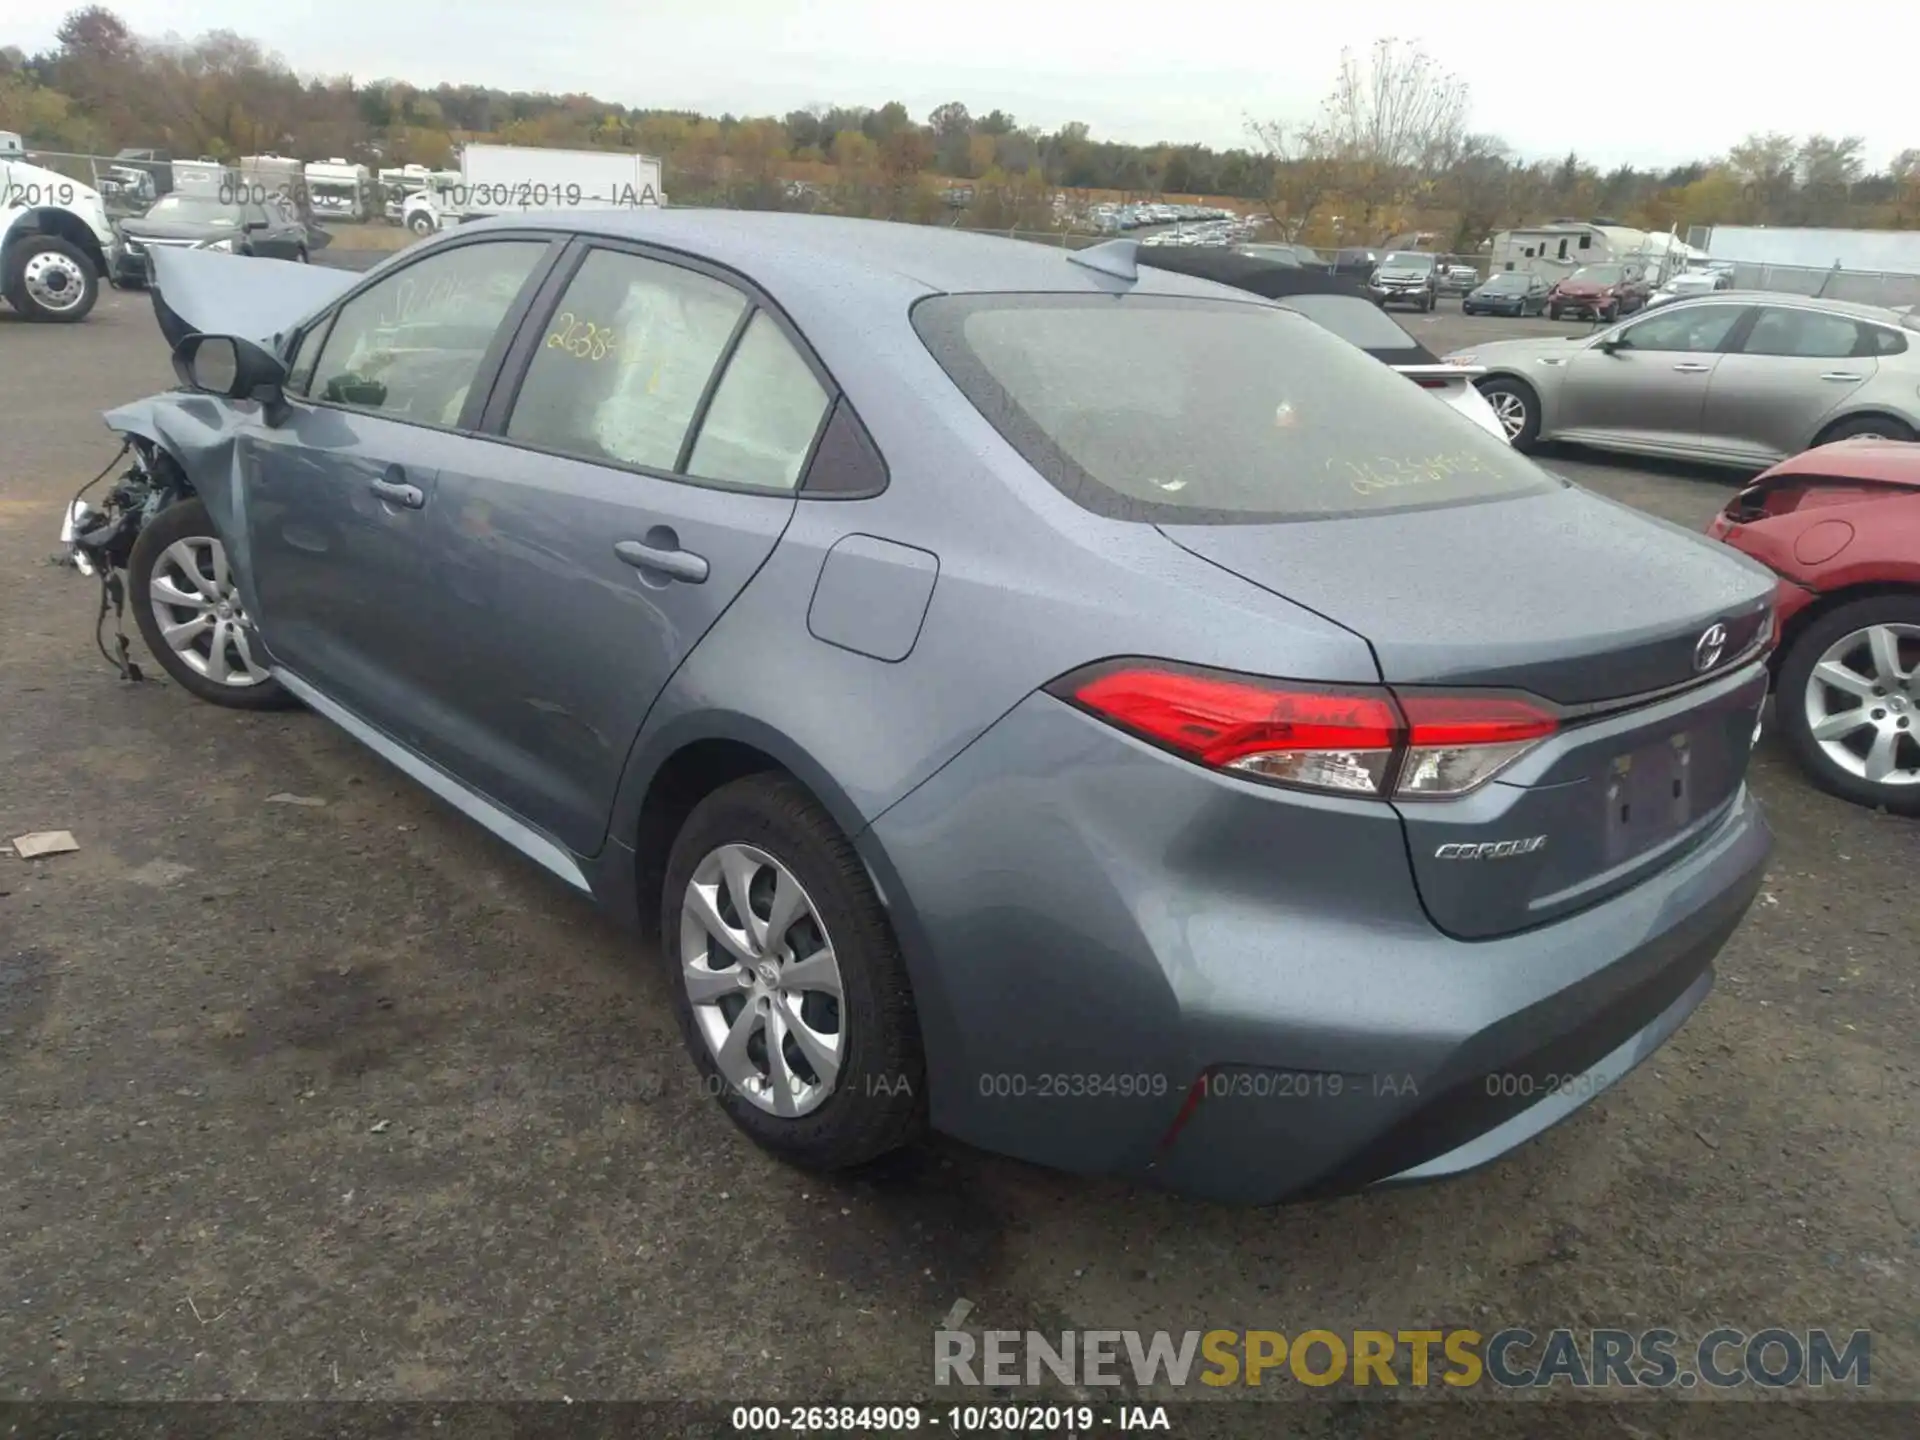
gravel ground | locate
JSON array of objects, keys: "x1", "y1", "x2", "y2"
[{"x1": 1, "y1": 282, "x2": 1916, "y2": 1430}]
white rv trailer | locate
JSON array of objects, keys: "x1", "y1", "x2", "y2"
[
  {"x1": 1487, "y1": 220, "x2": 1679, "y2": 286},
  {"x1": 304, "y1": 158, "x2": 373, "y2": 223}
]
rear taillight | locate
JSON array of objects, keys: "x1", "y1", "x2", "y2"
[
  {"x1": 1047, "y1": 661, "x2": 1559, "y2": 800},
  {"x1": 1396, "y1": 693, "x2": 1559, "y2": 796}
]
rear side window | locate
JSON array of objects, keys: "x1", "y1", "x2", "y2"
[
  {"x1": 913, "y1": 293, "x2": 1556, "y2": 523},
  {"x1": 1742, "y1": 307, "x2": 1861, "y2": 359},
  {"x1": 1864, "y1": 324, "x2": 1907, "y2": 356},
  {"x1": 507, "y1": 249, "x2": 747, "y2": 472},
  {"x1": 686, "y1": 312, "x2": 831, "y2": 491}
]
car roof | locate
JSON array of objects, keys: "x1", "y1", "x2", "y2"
[
  {"x1": 1662, "y1": 289, "x2": 1915, "y2": 325},
  {"x1": 465, "y1": 208, "x2": 1250, "y2": 305}
]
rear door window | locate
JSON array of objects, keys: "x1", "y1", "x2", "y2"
[
  {"x1": 1740, "y1": 307, "x2": 1864, "y2": 359},
  {"x1": 505, "y1": 248, "x2": 747, "y2": 472},
  {"x1": 913, "y1": 292, "x2": 1557, "y2": 524}
]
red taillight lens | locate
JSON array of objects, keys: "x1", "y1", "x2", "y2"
[
  {"x1": 1048, "y1": 662, "x2": 1560, "y2": 799},
  {"x1": 1396, "y1": 692, "x2": 1560, "y2": 796}
]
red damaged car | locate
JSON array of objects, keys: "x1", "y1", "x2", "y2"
[{"x1": 1709, "y1": 439, "x2": 1920, "y2": 812}]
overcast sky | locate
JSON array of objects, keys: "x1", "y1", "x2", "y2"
[{"x1": 10, "y1": 1, "x2": 1918, "y2": 171}]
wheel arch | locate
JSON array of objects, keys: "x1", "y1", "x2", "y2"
[
  {"x1": 1775, "y1": 580, "x2": 1920, "y2": 686},
  {"x1": 1810, "y1": 409, "x2": 1918, "y2": 449},
  {"x1": 616, "y1": 712, "x2": 873, "y2": 938},
  {"x1": 2, "y1": 207, "x2": 110, "y2": 281}
]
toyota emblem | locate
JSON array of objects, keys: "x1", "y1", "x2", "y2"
[{"x1": 1693, "y1": 622, "x2": 1729, "y2": 673}]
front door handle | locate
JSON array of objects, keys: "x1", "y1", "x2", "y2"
[
  {"x1": 1819, "y1": 371, "x2": 1863, "y2": 382},
  {"x1": 615, "y1": 539, "x2": 709, "y2": 584},
  {"x1": 1671, "y1": 362, "x2": 1712, "y2": 373},
  {"x1": 369, "y1": 477, "x2": 425, "y2": 509}
]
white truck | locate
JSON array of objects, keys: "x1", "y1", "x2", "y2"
[
  {"x1": 304, "y1": 158, "x2": 373, "y2": 223},
  {"x1": 1, "y1": 146, "x2": 117, "y2": 321},
  {"x1": 402, "y1": 144, "x2": 664, "y2": 235}
]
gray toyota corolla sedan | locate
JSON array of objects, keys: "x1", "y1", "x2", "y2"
[{"x1": 68, "y1": 212, "x2": 1775, "y2": 1204}]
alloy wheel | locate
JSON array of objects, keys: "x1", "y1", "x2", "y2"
[
  {"x1": 22, "y1": 251, "x2": 86, "y2": 313},
  {"x1": 1803, "y1": 623, "x2": 1920, "y2": 788},
  {"x1": 680, "y1": 843, "x2": 845, "y2": 1117},
  {"x1": 147, "y1": 536, "x2": 272, "y2": 686},
  {"x1": 1488, "y1": 390, "x2": 1529, "y2": 441}
]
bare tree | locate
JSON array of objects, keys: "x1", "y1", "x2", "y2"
[
  {"x1": 1247, "y1": 117, "x2": 1340, "y2": 239},
  {"x1": 1319, "y1": 38, "x2": 1468, "y2": 236}
]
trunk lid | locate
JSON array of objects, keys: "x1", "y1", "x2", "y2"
[{"x1": 1160, "y1": 485, "x2": 1775, "y2": 938}]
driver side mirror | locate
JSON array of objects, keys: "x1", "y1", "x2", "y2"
[
  {"x1": 1597, "y1": 331, "x2": 1629, "y2": 354},
  {"x1": 173, "y1": 333, "x2": 291, "y2": 424}
]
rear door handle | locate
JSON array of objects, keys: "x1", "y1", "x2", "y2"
[
  {"x1": 1819, "y1": 371, "x2": 1863, "y2": 382},
  {"x1": 1670, "y1": 362, "x2": 1712, "y2": 373},
  {"x1": 615, "y1": 539, "x2": 709, "y2": 584},
  {"x1": 368, "y1": 475, "x2": 425, "y2": 509}
]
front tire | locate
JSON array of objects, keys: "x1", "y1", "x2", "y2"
[
  {"x1": 663, "y1": 774, "x2": 926, "y2": 1170},
  {"x1": 127, "y1": 498, "x2": 295, "y2": 709},
  {"x1": 4, "y1": 235, "x2": 99, "y2": 323},
  {"x1": 1777, "y1": 595, "x2": 1920, "y2": 814},
  {"x1": 408, "y1": 213, "x2": 436, "y2": 236},
  {"x1": 1476, "y1": 377, "x2": 1541, "y2": 451}
]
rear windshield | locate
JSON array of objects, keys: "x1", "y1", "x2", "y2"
[
  {"x1": 1273, "y1": 293, "x2": 1423, "y2": 354},
  {"x1": 912, "y1": 293, "x2": 1559, "y2": 523}
]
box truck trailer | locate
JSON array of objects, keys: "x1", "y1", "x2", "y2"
[{"x1": 403, "y1": 144, "x2": 664, "y2": 234}]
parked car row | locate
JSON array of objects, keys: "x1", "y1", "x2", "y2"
[{"x1": 1087, "y1": 199, "x2": 1243, "y2": 234}]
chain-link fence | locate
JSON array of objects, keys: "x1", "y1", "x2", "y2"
[
  {"x1": 9, "y1": 148, "x2": 159, "y2": 219},
  {"x1": 1719, "y1": 262, "x2": 1920, "y2": 309}
]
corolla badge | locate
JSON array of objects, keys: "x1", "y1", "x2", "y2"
[
  {"x1": 1435, "y1": 836, "x2": 1547, "y2": 860},
  {"x1": 1693, "y1": 622, "x2": 1730, "y2": 673}
]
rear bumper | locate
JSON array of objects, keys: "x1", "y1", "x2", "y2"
[{"x1": 863, "y1": 692, "x2": 1772, "y2": 1206}]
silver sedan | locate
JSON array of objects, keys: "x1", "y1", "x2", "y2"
[{"x1": 1448, "y1": 292, "x2": 1920, "y2": 467}]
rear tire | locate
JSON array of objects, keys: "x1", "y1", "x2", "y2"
[
  {"x1": 662, "y1": 774, "x2": 927, "y2": 1170},
  {"x1": 1476, "y1": 376, "x2": 1541, "y2": 451},
  {"x1": 1815, "y1": 415, "x2": 1916, "y2": 447},
  {"x1": 1776, "y1": 594, "x2": 1920, "y2": 814},
  {"x1": 127, "y1": 498, "x2": 297, "y2": 709},
  {"x1": 4, "y1": 235, "x2": 99, "y2": 323}
]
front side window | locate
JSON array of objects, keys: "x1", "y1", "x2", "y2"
[
  {"x1": 506, "y1": 249, "x2": 747, "y2": 472},
  {"x1": 1612, "y1": 304, "x2": 1745, "y2": 354},
  {"x1": 686, "y1": 312, "x2": 831, "y2": 490},
  {"x1": 307, "y1": 240, "x2": 547, "y2": 426},
  {"x1": 1741, "y1": 307, "x2": 1861, "y2": 359},
  {"x1": 915, "y1": 293, "x2": 1557, "y2": 523}
]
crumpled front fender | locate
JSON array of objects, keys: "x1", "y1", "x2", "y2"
[{"x1": 102, "y1": 393, "x2": 258, "y2": 616}]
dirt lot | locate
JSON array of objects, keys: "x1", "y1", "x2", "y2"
[{"x1": 1, "y1": 283, "x2": 1917, "y2": 1428}]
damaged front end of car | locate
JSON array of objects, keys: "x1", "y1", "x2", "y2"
[
  {"x1": 57, "y1": 245, "x2": 358, "y2": 681},
  {"x1": 59, "y1": 426, "x2": 197, "y2": 680}
]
